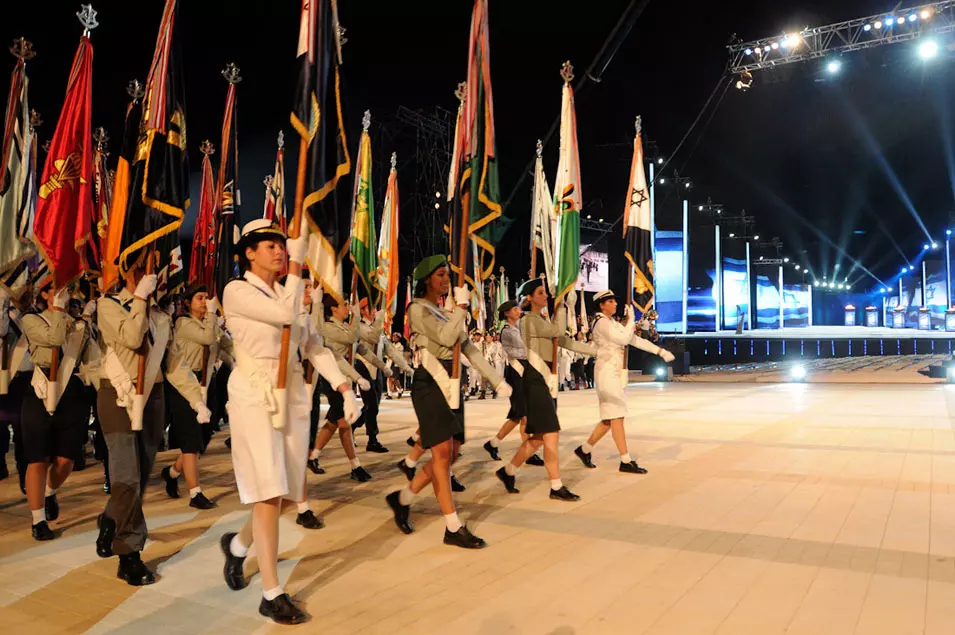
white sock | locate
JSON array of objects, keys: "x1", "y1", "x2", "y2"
[
  {"x1": 31, "y1": 508, "x2": 46, "y2": 525},
  {"x1": 45, "y1": 485, "x2": 56, "y2": 497},
  {"x1": 413, "y1": 432, "x2": 420, "y2": 442},
  {"x1": 189, "y1": 487, "x2": 202, "y2": 498},
  {"x1": 349, "y1": 458, "x2": 361, "y2": 469},
  {"x1": 229, "y1": 534, "x2": 249, "y2": 558},
  {"x1": 489, "y1": 437, "x2": 500, "y2": 448},
  {"x1": 581, "y1": 442, "x2": 594, "y2": 454},
  {"x1": 404, "y1": 456, "x2": 418, "y2": 469},
  {"x1": 621, "y1": 453, "x2": 632, "y2": 463},
  {"x1": 169, "y1": 466, "x2": 181, "y2": 478},
  {"x1": 504, "y1": 462, "x2": 520, "y2": 476},
  {"x1": 263, "y1": 586, "x2": 283, "y2": 602},
  {"x1": 551, "y1": 478, "x2": 563, "y2": 490},
  {"x1": 297, "y1": 501, "x2": 310, "y2": 514},
  {"x1": 444, "y1": 512, "x2": 462, "y2": 532},
  {"x1": 309, "y1": 448, "x2": 320, "y2": 460},
  {"x1": 398, "y1": 486, "x2": 415, "y2": 506}
]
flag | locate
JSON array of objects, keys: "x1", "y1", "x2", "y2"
[
  {"x1": 293, "y1": 0, "x2": 352, "y2": 303},
  {"x1": 448, "y1": 0, "x2": 503, "y2": 292},
  {"x1": 263, "y1": 132, "x2": 287, "y2": 234},
  {"x1": 101, "y1": 85, "x2": 143, "y2": 291},
  {"x1": 350, "y1": 116, "x2": 377, "y2": 301},
  {"x1": 624, "y1": 117, "x2": 654, "y2": 315},
  {"x1": 32, "y1": 35, "x2": 95, "y2": 289},
  {"x1": 0, "y1": 48, "x2": 36, "y2": 281},
  {"x1": 377, "y1": 153, "x2": 400, "y2": 328},
  {"x1": 553, "y1": 66, "x2": 581, "y2": 309},
  {"x1": 189, "y1": 141, "x2": 216, "y2": 287},
  {"x1": 212, "y1": 71, "x2": 240, "y2": 301},
  {"x1": 88, "y1": 129, "x2": 112, "y2": 275},
  {"x1": 529, "y1": 140, "x2": 555, "y2": 293},
  {"x1": 115, "y1": 0, "x2": 188, "y2": 282},
  {"x1": 403, "y1": 277, "x2": 412, "y2": 339}
]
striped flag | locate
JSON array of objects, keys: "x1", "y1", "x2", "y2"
[
  {"x1": 350, "y1": 114, "x2": 377, "y2": 302},
  {"x1": 529, "y1": 140, "x2": 555, "y2": 293},
  {"x1": 624, "y1": 116, "x2": 654, "y2": 315},
  {"x1": 553, "y1": 63, "x2": 581, "y2": 311},
  {"x1": 377, "y1": 153, "x2": 400, "y2": 328}
]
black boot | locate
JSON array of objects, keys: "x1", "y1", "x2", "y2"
[
  {"x1": 483, "y1": 440, "x2": 500, "y2": 461},
  {"x1": 219, "y1": 532, "x2": 247, "y2": 590},
  {"x1": 96, "y1": 512, "x2": 116, "y2": 558},
  {"x1": 161, "y1": 466, "x2": 180, "y2": 499},
  {"x1": 549, "y1": 485, "x2": 581, "y2": 502},
  {"x1": 574, "y1": 446, "x2": 596, "y2": 469},
  {"x1": 443, "y1": 525, "x2": 487, "y2": 549},
  {"x1": 296, "y1": 510, "x2": 324, "y2": 529},
  {"x1": 385, "y1": 491, "x2": 414, "y2": 534},
  {"x1": 259, "y1": 593, "x2": 309, "y2": 625},
  {"x1": 620, "y1": 460, "x2": 648, "y2": 474},
  {"x1": 397, "y1": 459, "x2": 416, "y2": 481},
  {"x1": 495, "y1": 467, "x2": 520, "y2": 493},
  {"x1": 117, "y1": 552, "x2": 156, "y2": 586},
  {"x1": 44, "y1": 493, "x2": 59, "y2": 522},
  {"x1": 32, "y1": 520, "x2": 54, "y2": 541}
]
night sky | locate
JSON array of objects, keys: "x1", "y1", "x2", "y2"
[{"x1": 4, "y1": 0, "x2": 952, "y2": 293}]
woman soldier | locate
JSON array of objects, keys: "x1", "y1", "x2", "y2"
[
  {"x1": 494, "y1": 279, "x2": 595, "y2": 501},
  {"x1": 574, "y1": 290, "x2": 674, "y2": 472},
  {"x1": 385, "y1": 255, "x2": 510, "y2": 548},
  {"x1": 218, "y1": 219, "x2": 359, "y2": 625}
]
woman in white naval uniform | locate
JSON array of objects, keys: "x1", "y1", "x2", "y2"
[
  {"x1": 574, "y1": 290, "x2": 674, "y2": 473},
  {"x1": 218, "y1": 219, "x2": 359, "y2": 626}
]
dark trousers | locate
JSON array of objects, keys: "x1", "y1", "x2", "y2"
[
  {"x1": 0, "y1": 371, "x2": 29, "y2": 480},
  {"x1": 308, "y1": 380, "x2": 322, "y2": 449},
  {"x1": 213, "y1": 364, "x2": 231, "y2": 429},
  {"x1": 97, "y1": 384, "x2": 165, "y2": 556},
  {"x1": 354, "y1": 362, "x2": 380, "y2": 443}
]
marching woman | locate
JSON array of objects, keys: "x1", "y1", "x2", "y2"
[
  {"x1": 96, "y1": 255, "x2": 209, "y2": 586},
  {"x1": 159, "y1": 283, "x2": 226, "y2": 509},
  {"x1": 19, "y1": 283, "x2": 96, "y2": 540},
  {"x1": 218, "y1": 219, "x2": 359, "y2": 625},
  {"x1": 385, "y1": 255, "x2": 509, "y2": 548},
  {"x1": 483, "y1": 300, "x2": 530, "y2": 461},
  {"x1": 1, "y1": 286, "x2": 32, "y2": 492},
  {"x1": 574, "y1": 290, "x2": 674, "y2": 472},
  {"x1": 494, "y1": 278, "x2": 595, "y2": 501},
  {"x1": 385, "y1": 331, "x2": 406, "y2": 398}
]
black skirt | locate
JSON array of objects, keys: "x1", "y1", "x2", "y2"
[
  {"x1": 320, "y1": 378, "x2": 345, "y2": 422},
  {"x1": 411, "y1": 360, "x2": 464, "y2": 449},
  {"x1": 505, "y1": 363, "x2": 527, "y2": 421},
  {"x1": 522, "y1": 363, "x2": 560, "y2": 435},
  {"x1": 20, "y1": 374, "x2": 89, "y2": 463},
  {"x1": 165, "y1": 379, "x2": 203, "y2": 454}
]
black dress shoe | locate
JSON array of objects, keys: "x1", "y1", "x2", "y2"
[
  {"x1": 385, "y1": 491, "x2": 414, "y2": 534},
  {"x1": 161, "y1": 466, "x2": 180, "y2": 499},
  {"x1": 525, "y1": 454, "x2": 545, "y2": 467},
  {"x1": 620, "y1": 460, "x2": 648, "y2": 474},
  {"x1": 397, "y1": 459, "x2": 416, "y2": 481},
  {"x1": 307, "y1": 458, "x2": 325, "y2": 475},
  {"x1": 443, "y1": 525, "x2": 487, "y2": 549},
  {"x1": 45, "y1": 493, "x2": 59, "y2": 522},
  {"x1": 117, "y1": 552, "x2": 156, "y2": 586},
  {"x1": 296, "y1": 510, "x2": 324, "y2": 530},
  {"x1": 406, "y1": 436, "x2": 416, "y2": 448},
  {"x1": 96, "y1": 512, "x2": 116, "y2": 558},
  {"x1": 450, "y1": 474, "x2": 466, "y2": 492},
  {"x1": 350, "y1": 466, "x2": 372, "y2": 482},
  {"x1": 32, "y1": 520, "x2": 54, "y2": 541},
  {"x1": 366, "y1": 440, "x2": 389, "y2": 454},
  {"x1": 549, "y1": 485, "x2": 581, "y2": 502},
  {"x1": 259, "y1": 593, "x2": 309, "y2": 625},
  {"x1": 189, "y1": 492, "x2": 217, "y2": 510},
  {"x1": 483, "y1": 440, "x2": 501, "y2": 461},
  {"x1": 574, "y1": 446, "x2": 597, "y2": 469},
  {"x1": 219, "y1": 532, "x2": 247, "y2": 591},
  {"x1": 495, "y1": 467, "x2": 520, "y2": 493}
]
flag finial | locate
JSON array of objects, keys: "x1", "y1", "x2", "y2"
[
  {"x1": 277, "y1": 130, "x2": 284, "y2": 149},
  {"x1": 77, "y1": 4, "x2": 99, "y2": 35},
  {"x1": 560, "y1": 61, "x2": 574, "y2": 84},
  {"x1": 535, "y1": 139, "x2": 543, "y2": 158},
  {"x1": 390, "y1": 152, "x2": 397, "y2": 170},
  {"x1": 455, "y1": 81, "x2": 467, "y2": 102},
  {"x1": 93, "y1": 127, "x2": 109, "y2": 151},
  {"x1": 635, "y1": 115, "x2": 642, "y2": 135},
  {"x1": 10, "y1": 38, "x2": 35, "y2": 61},
  {"x1": 200, "y1": 140, "x2": 215, "y2": 156},
  {"x1": 362, "y1": 110, "x2": 371, "y2": 132},
  {"x1": 222, "y1": 63, "x2": 242, "y2": 85},
  {"x1": 126, "y1": 79, "x2": 145, "y2": 102}
]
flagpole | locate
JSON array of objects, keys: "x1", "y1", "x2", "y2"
[
  {"x1": 553, "y1": 62, "x2": 575, "y2": 377},
  {"x1": 451, "y1": 83, "x2": 468, "y2": 386}
]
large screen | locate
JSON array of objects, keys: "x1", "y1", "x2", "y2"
[
  {"x1": 721, "y1": 255, "x2": 749, "y2": 330},
  {"x1": 783, "y1": 284, "x2": 809, "y2": 327},
  {"x1": 687, "y1": 231, "x2": 716, "y2": 332},
  {"x1": 655, "y1": 230, "x2": 684, "y2": 332},
  {"x1": 755, "y1": 272, "x2": 780, "y2": 329},
  {"x1": 578, "y1": 243, "x2": 608, "y2": 292}
]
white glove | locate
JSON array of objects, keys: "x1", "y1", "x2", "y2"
[
  {"x1": 342, "y1": 389, "x2": 360, "y2": 424},
  {"x1": 82, "y1": 299, "x2": 97, "y2": 318},
  {"x1": 624, "y1": 304, "x2": 635, "y2": 326},
  {"x1": 206, "y1": 298, "x2": 218, "y2": 315},
  {"x1": 286, "y1": 233, "x2": 308, "y2": 264},
  {"x1": 310, "y1": 285, "x2": 323, "y2": 306},
  {"x1": 357, "y1": 377, "x2": 371, "y2": 392},
  {"x1": 134, "y1": 274, "x2": 158, "y2": 299},
  {"x1": 52, "y1": 288, "x2": 70, "y2": 310},
  {"x1": 659, "y1": 348, "x2": 675, "y2": 363},
  {"x1": 382, "y1": 367, "x2": 393, "y2": 378},
  {"x1": 453, "y1": 285, "x2": 470, "y2": 307},
  {"x1": 495, "y1": 381, "x2": 512, "y2": 398},
  {"x1": 193, "y1": 402, "x2": 212, "y2": 424}
]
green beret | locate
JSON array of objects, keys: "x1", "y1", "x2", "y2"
[
  {"x1": 182, "y1": 283, "x2": 208, "y2": 301},
  {"x1": 517, "y1": 278, "x2": 545, "y2": 298},
  {"x1": 413, "y1": 255, "x2": 448, "y2": 281},
  {"x1": 497, "y1": 299, "x2": 518, "y2": 321}
]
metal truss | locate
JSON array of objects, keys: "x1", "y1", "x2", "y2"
[{"x1": 727, "y1": 1, "x2": 955, "y2": 74}]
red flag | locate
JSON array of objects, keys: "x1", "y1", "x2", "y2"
[
  {"x1": 33, "y1": 36, "x2": 95, "y2": 289},
  {"x1": 189, "y1": 141, "x2": 216, "y2": 286}
]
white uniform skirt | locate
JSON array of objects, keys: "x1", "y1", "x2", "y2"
[
  {"x1": 595, "y1": 358, "x2": 628, "y2": 420},
  {"x1": 227, "y1": 360, "x2": 310, "y2": 504}
]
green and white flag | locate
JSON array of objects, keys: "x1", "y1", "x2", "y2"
[
  {"x1": 553, "y1": 66, "x2": 581, "y2": 313},
  {"x1": 350, "y1": 112, "x2": 378, "y2": 301}
]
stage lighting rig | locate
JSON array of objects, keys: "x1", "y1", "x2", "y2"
[{"x1": 727, "y1": 1, "x2": 955, "y2": 75}]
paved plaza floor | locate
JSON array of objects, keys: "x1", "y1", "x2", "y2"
[{"x1": 2, "y1": 381, "x2": 955, "y2": 634}]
